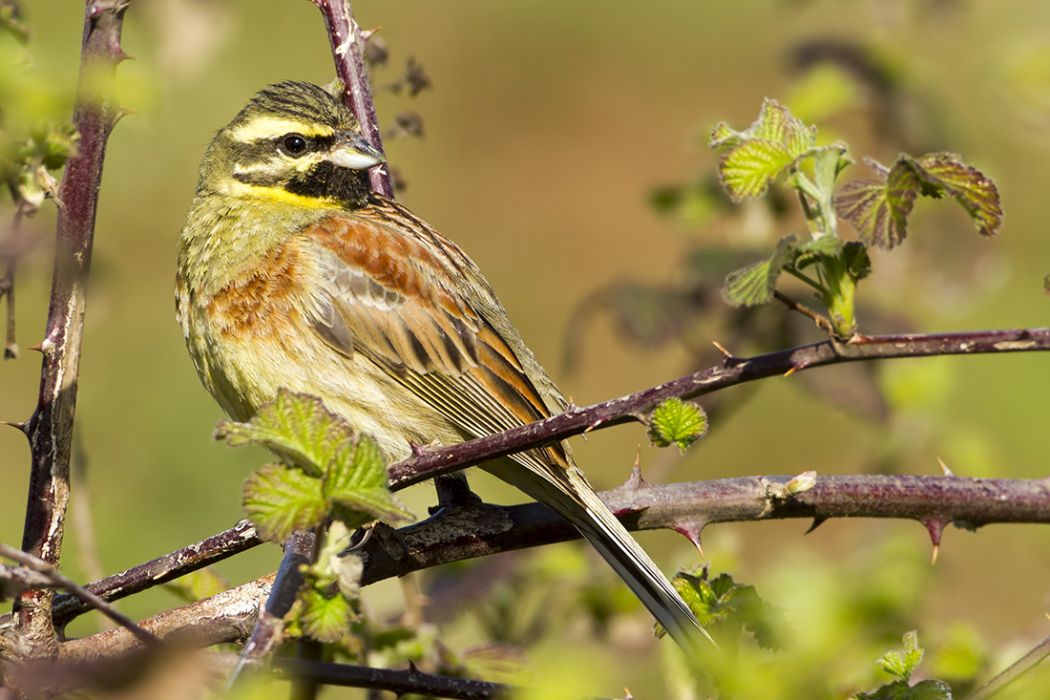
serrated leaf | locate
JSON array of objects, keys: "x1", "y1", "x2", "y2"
[
  {"x1": 811, "y1": 143, "x2": 853, "y2": 195},
  {"x1": 216, "y1": 390, "x2": 354, "y2": 477},
  {"x1": 323, "y1": 435, "x2": 411, "y2": 526},
  {"x1": 648, "y1": 398, "x2": 707, "y2": 452},
  {"x1": 723, "y1": 235, "x2": 799, "y2": 307},
  {"x1": 242, "y1": 465, "x2": 326, "y2": 542},
  {"x1": 750, "y1": 98, "x2": 816, "y2": 157},
  {"x1": 718, "y1": 139, "x2": 796, "y2": 202},
  {"x1": 915, "y1": 153, "x2": 1002, "y2": 237},
  {"x1": 299, "y1": 588, "x2": 354, "y2": 643},
  {"x1": 794, "y1": 234, "x2": 843, "y2": 269},
  {"x1": 836, "y1": 153, "x2": 1002, "y2": 249},
  {"x1": 834, "y1": 161, "x2": 921, "y2": 249},
  {"x1": 710, "y1": 99, "x2": 816, "y2": 201},
  {"x1": 856, "y1": 680, "x2": 953, "y2": 700},
  {"x1": 671, "y1": 570, "x2": 791, "y2": 651},
  {"x1": 879, "y1": 631, "x2": 925, "y2": 682},
  {"x1": 843, "y1": 241, "x2": 872, "y2": 280}
]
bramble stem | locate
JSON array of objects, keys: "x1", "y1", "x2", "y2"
[{"x1": 13, "y1": 0, "x2": 131, "y2": 656}]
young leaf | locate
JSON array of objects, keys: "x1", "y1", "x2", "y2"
[
  {"x1": 670, "y1": 570, "x2": 790, "y2": 650},
  {"x1": 723, "y1": 235, "x2": 799, "y2": 307},
  {"x1": 794, "y1": 234, "x2": 843, "y2": 269},
  {"x1": 242, "y1": 465, "x2": 327, "y2": 542},
  {"x1": 834, "y1": 159, "x2": 921, "y2": 249},
  {"x1": 855, "y1": 680, "x2": 953, "y2": 700},
  {"x1": 914, "y1": 153, "x2": 1002, "y2": 237},
  {"x1": 710, "y1": 99, "x2": 816, "y2": 202},
  {"x1": 878, "y1": 630, "x2": 925, "y2": 682},
  {"x1": 718, "y1": 139, "x2": 798, "y2": 202},
  {"x1": 323, "y1": 434, "x2": 412, "y2": 527},
  {"x1": 216, "y1": 390, "x2": 354, "y2": 477},
  {"x1": 648, "y1": 398, "x2": 707, "y2": 452},
  {"x1": 843, "y1": 241, "x2": 872, "y2": 281},
  {"x1": 311, "y1": 521, "x2": 365, "y2": 600},
  {"x1": 299, "y1": 587, "x2": 355, "y2": 643}
]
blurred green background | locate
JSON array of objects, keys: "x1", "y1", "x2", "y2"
[{"x1": 4, "y1": 0, "x2": 1050, "y2": 697}]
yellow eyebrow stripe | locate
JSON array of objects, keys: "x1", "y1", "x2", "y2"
[{"x1": 229, "y1": 116, "x2": 335, "y2": 142}]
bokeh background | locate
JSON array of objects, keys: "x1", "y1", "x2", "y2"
[{"x1": 3, "y1": 0, "x2": 1050, "y2": 697}]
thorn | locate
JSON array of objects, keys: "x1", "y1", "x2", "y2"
[
  {"x1": 622, "y1": 450, "x2": 648, "y2": 491},
  {"x1": 27, "y1": 341, "x2": 42, "y2": 354},
  {"x1": 671, "y1": 521, "x2": 705, "y2": 557},
  {"x1": 711, "y1": 340, "x2": 733, "y2": 359},
  {"x1": 920, "y1": 517, "x2": 945, "y2": 565},
  {"x1": 408, "y1": 441, "x2": 426, "y2": 457},
  {"x1": 360, "y1": 25, "x2": 382, "y2": 42},
  {"x1": 2, "y1": 420, "x2": 26, "y2": 434},
  {"x1": 582, "y1": 419, "x2": 603, "y2": 436},
  {"x1": 783, "y1": 360, "x2": 810, "y2": 378},
  {"x1": 937, "y1": 457, "x2": 955, "y2": 477},
  {"x1": 803, "y1": 516, "x2": 827, "y2": 535},
  {"x1": 112, "y1": 46, "x2": 133, "y2": 63}
]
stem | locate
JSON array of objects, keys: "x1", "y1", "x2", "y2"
[
  {"x1": 310, "y1": 0, "x2": 393, "y2": 196},
  {"x1": 45, "y1": 473, "x2": 1050, "y2": 631},
  {"x1": 967, "y1": 633, "x2": 1050, "y2": 700},
  {"x1": 387, "y1": 327, "x2": 1050, "y2": 488},
  {"x1": 273, "y1": 658, "x2": 512, "y2": 700},
  {"x1": 0, "y1": 544, "x2": 158, "y2": 647},
  {"x1": 228, "y1": 530, "x2": 316, "y2": 685},
  {"x1": 14, "y1": 0, "x2": 131, "y2": 655},
  {"x1": 51, "y1": 520, "x2": 259, "y2": 628},
  {"x1": 820, "y1": 253, "x2": 857, "y2": 338}
]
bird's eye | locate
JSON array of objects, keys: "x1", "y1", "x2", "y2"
[{"x1": 279, "y1": 133, "x2": 309, "y2": 157}]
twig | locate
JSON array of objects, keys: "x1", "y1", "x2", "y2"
[
  {"x1": 50, "y1": 519, "x2": 259, "y2": 627},
  {"x1": 274, "y1": 658, "x2": 512, "y2": 700},
  {"x1": 14, "y1": 0, "x2": 132, "y2": 655},
  {"x1": 58, "y1": 574, "x2": 275, "y2": 662},
  {"x1": 45, "y1": 473, "x2": 1050, "y2": 633},
  {"x1": 310, "y1": 0, "x2": 393, "y2": 196},
  {"x1": 0, "y1": 544, "x2": 158, "y2": 647},
  {"x1": 967, "y1": 633, "x2": 1050, "y2": 700},
  {"x1": 387, "y1": 327, "x2": 1050, "y2": 488},
  {"x1": 227, "y1": 530, "x2": 315, "y2": 685},
  {"x1": 359, "y1": 474, "x2": 1050, "y2": 586},
  {"x1": 773, "y1": 290, "x2": 833, "y2": 333}
]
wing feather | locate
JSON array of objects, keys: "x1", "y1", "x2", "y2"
[{"x1": 299, "y1": 207, "x2": 566, "y2": 470}]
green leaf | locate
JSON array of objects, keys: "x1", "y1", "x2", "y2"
[
  {"x1": 811, "y1": 143, "x2": 853, "y2": 196},
  {"x1": 843, "y1": 241, "x2": 872, "y2": 281},
  {"x1": 836, "y1": 153, "x2": 1002, "y2": 249},
  {"x1": 723, "y1": 235, "x2": 799, "y2": 307},
  {"x1": 879, "y1": 630, "x2": 925, "y2": 682},
  {"x1": 323, "y1": 435, "x2": 411, "y2": 527},
  {"x1": 915, "y1": 153, "x2": 1002, "y2": 237},
  {"x1": 718, "y1": 139, "x2": 796, "y2": 202},
  {"x1": 834, "y1": 159, "x2": 921, "y2": 249},
  {"x1": 794, "y1": 234, "x2": 843, "y2": 269},
  {"x1": 242, "y1": 465, "x2": 326, "y2": 542},
  {"x1": 216, "y1": 390, "x2": 355, "y2": 477},
  {"x1": 710, "y1": 99, "x2": 816, "y2": 201},
  {"x1": 299, "y1": 587, "x2": 354, "y2": 643},
  {"x1": 856, "y1": 680, "x2": 953, "y2": 700},
  {"x1": 311, "y1": 521, "x2": 365, "y2": 599},
  {"x1": 671, "y1": 570, "x2": 791, "y2": 651},
  {"x1": 648, "y1": 398, "x2": 708, "y2": 452}
]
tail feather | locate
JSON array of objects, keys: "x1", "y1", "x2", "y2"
[{"x1": 483, "y1": 460, "x2": 715, "y2": 652}]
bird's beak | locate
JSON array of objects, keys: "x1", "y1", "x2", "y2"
[{"x1": 327, "y1": 133, "x2": 385, "y2": 170}]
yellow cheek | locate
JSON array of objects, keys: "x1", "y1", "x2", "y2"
[{"x1": 217, "y1": 177, "x2": 337, "y2": 208}]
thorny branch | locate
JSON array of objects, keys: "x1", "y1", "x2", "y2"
[
  {"x1": 0, "y1": 544, "x2": 158, "y2": 647},
  {"x1": 12, "y1": 0, "x2": 131, "y2": 656},
  {"x1": 388, "y1": 327, "x2": 1050, "y2": 488},
  {"x1": 45, "y1": 473, "x2": 1050, "y2": 628},
  {"x1": 273, "y1": 658, "x2": 512, "y2": 700},
  {"x1": 310, "y1": 0, "x2": 393, "y2": 196}
]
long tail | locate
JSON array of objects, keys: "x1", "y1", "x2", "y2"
[{"x1": 484, "y1": 460, "x2": 715, "y2": 652}]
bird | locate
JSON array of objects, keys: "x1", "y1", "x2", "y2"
[{"x1": 176, "y1": 80, "x2": 709, "y2": 652}]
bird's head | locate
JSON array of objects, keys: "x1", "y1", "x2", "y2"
[{"x1": 197, "y1": 81, "x2": 384, "y2": 209}]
